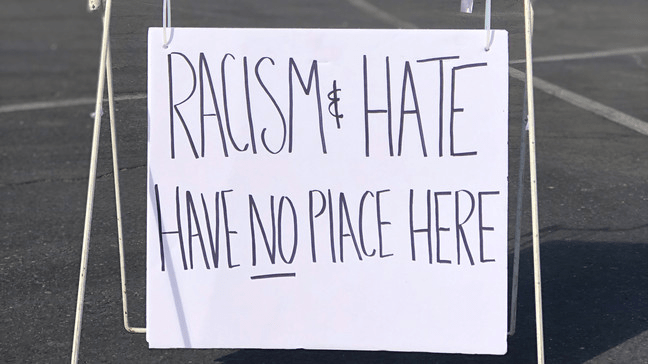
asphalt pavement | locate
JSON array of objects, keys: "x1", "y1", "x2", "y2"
[{"x1": 1, "y1": 0, "x2": 647, "y2": 363}]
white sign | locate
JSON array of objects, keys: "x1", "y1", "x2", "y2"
[{"x1": 147, "y1": 28, "x2": 509, "y2": 354}]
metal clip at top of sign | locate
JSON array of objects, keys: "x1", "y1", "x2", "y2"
[
  {"x1": 485, "y1": 0, "x2": 492, "y2": 51},
  {"x1": 88, "y1": 0, "x2": 102, "y2": 12},
  {"x1": 460, "y1": 0, "x2": 493, "y2": 51},
  {"x1": 162, "y1": 0, "x2": 172, "y2": 48}
]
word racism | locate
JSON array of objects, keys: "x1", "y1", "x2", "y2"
[
  {"x1": 165, "y1": 51, "x2": 488, "y2": 159},
  {"x1": 152, "y1": 186, "x2": 501, "y2": 273}
]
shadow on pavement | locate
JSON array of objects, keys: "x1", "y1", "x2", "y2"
[{"x1": 216, "y1": 239, "x2": 648, "y2": 363}]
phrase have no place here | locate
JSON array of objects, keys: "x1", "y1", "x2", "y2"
[{"x1": 151, "y1": 51, "x2": 503, "y2": 276}]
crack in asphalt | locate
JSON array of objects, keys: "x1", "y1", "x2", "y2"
[{"x1": 0, "y1": 164, "x2": 146, "y2": 188}]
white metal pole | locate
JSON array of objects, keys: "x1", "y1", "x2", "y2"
[
  {"x1": 485, "y1": 0, "x2": 492, "y2": 50},
  {"x1": 523, "y1": 0, "x2": 545, "y2": 362},
  {"x1": 71, "y1": 0, "x2": 113, "y2": 362},
  {"x1": 509, "y1": 85, "x2": 527, "y2": 336},
  {"x1": 105, "y1": 40, "x2": 146, "y2": 334}
]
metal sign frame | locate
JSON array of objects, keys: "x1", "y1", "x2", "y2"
[{"x1": 70, "y1": 0, "x2": 545, "y2": 362}]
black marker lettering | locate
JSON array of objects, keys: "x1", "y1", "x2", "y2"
[
  {"x1": 154, "y1": 185, "x2": 187, "y2": 271},
  {"x1": 478, "y1": 191, "x2": 499, "y2": 263},
  {"x1": 417, "y1": 56, "x2": 460, "y2": 157},
  {"x1": 167, "y1": 52, "x2": 199, "y2": 159},
  {"x1": 201, "y1": 192, "x2": 220, "y2": 268},
  {"x1": 221, "y1": 189, "x2": 240, "y2": 268},
  {"x1": 327, "y1": 189, "x2": 336, "y2": 263},
  {"x1": 251, "y1": 273, "x2": 296, "y2": 280},
  {"x1": 308, "y1": 190, "x2": 327, "y2": 263},
  {"x1": 243, "y1": 57, "x2": 258, "y2": 154},
  {"x1": 278, "y1": 196, "x2": 298, "y2": 264},
  {"x1": 363, "y1": 56, "x2": 393, "y2": 157},
  {"x1": 288, "y1": 58, "x2": 324, "y2": 153},
  {"x1": 376, "y1": 189, "x2": 393, "y2": 258},
  {"x1": 450, "y1": 62, "x2": 487, "y2": 157},
  {"x1": 255, "y1": 57, "x2": 288, "y2": 154},
  {"x1": 397, "y1": 61, "x2": 426, "y2": 157},
  {"x1": 455, "y1": 189, "x2": 475, "y2": 265},
  {"x1": 249, "y1": 194, "x2": 276, "y2": 266},
  {"x1": 435, "y1": 191, "x2": 452, "y2": 264},
  {"x1": 409, "y1": 189, "x2": 432, "y2": 263},
  {"x1": 221, "y1": 53, "x2": 249, "y2": 152},
  {"x1": 186, "y1": 190, "x2": 211, "y2": 269},
  {"x1": 358, "y1": 191, "x2": 377, "y2": 257},
  {"x1": 198, "y1": 53, "x2": 228, "y2": 157},
  {"x1": 338, "y1": 192, "x2": 363, "y2": 262}
]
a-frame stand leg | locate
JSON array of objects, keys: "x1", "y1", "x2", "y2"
[
  {"x1": 70, "y1": 1, "x2": 114, "y2": 362},
  {"x1": 507, "y1": 3, "x2": 545, "y2": 363},
  {"x1": 71, "y1": 1, "x2": 144, "y2": 363},
  {"x1": 509, "y1": 85, "x2": 528, "y2": 337},
  {"x1": 106, "y1": 33, "x2": 147, "y2": 337},
  {"x1": 522, "y1": 0, "x2": 546, "y2": 363}
]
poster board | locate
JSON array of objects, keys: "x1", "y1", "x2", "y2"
[{"x1": 146, "y1": 28, "x2": 509, "y2": 354}]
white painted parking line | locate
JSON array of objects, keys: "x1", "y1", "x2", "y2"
[
  {"x1": 0, "y1": 93, "x2": 146, "y2": 114},
  {"x1": 510, "y1": 46, "x2": 648, "y2": 64},
  {"x1": 347, "y1": 0, "x2": 417, "y2": 29},
  {"x1": 347, "y1": 0, "x2": 648, "y2": 137},
  {"x1": 2, "y1": 1, "x2": 648, "y2": 139},
  {"x1": 509, "y1": 68, "x2": 648, "y2": 136}
]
